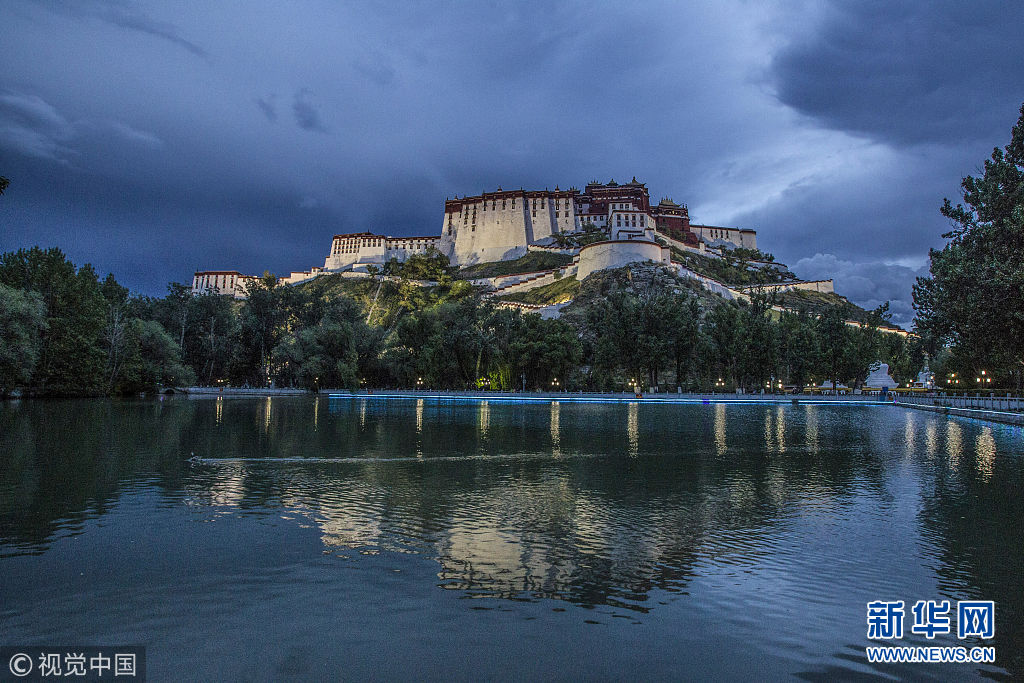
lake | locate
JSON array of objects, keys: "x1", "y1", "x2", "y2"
[{"x1": 1, "y1": 396, "x2": 1022, "y2": 680}]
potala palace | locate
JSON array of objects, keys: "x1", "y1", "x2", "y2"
[{"x1": 191, "y1": 178, "x2": 834, "y2": 309}]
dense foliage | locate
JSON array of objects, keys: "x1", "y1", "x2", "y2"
[
  {"x1": 0, "y1": 244, "x2": 923, "y2": 395},
  {"x1": 456, "y1": 251, "x2": 572, "y2": 279},
  {"x1": 671, "y1": 247, "x2": 796, "y2": 286},
  {"x1": 0, "y1": 247, "x2": 194, "y2": 396},
  {"x1": 913, "y1": 103, "x2": 1024, "y2": 390}
]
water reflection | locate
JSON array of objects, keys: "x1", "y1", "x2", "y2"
[
  {"x1": 904, "y1": 412, "x2": 916, "y2": 454},
  {"x1": 478, "y1": 400, "x2": 490, "y2": 441},
  {"x1": 626, "y1": 402, "x2": 639, "y2": 457},
  {"x1": 775, "y1": 406, "x2": 785, "y2": 453},
  {"x1": 415, "y1": 398, "x2": 424, "y2": 458},
  {"x1": 976, "y1": 427, "x2": 995, "y2": 480},
  {"x1": 946, "y1": 421, "x2": 963, "y2": 471},
  {"x1": 550, "y1": 401, "x2": 561, "y2": 457},
  {"x1": 925, "y1": 421, "x2": 937, "y2": 458},
  {"x1": 805, "y1": 404, "x2": 818, "y2": 454},
  {"x1": 714, "y1": 403, "x2": 727, "y2": 455},
  {"x1": 1, "y1": 398, "x2": 1022, "y2": 677}
]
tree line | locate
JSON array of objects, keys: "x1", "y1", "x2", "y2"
[{"x1": 0, "y1": 244, "x2": 925, "y2": 396}]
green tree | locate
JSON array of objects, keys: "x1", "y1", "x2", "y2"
[
  {"x1": 274, "y1": 312, "x2": 359, "y2": 390},
  {"x1": 0, "y1": 247, "x2": 106, "y2": 394},
  {"x1": 914, "y1": 103, "x2": 1024, "y2": 389},
  {"x1": 228, "y1": 273, "x2": 287, "y2": 385},
  {"x1": 737, "y1": 292, "x2": 777, "y2": 391},
  {"x1": 0, "y1": 283, "x2": 47, "y2": 394},
  {"x1": 100, "y1": 273, "x2": 133, "y2": 393},
  {"x1": 705, "y1": 301, "x2": 743, "y2": 389},
  {"x1": 113, "y1": 319, "x2": 196, "y2": 393},
  {"x1": 815, "y1": 305, "x2": 851, "y2": 392},
  {"x1": 777, "y1": 309, "x2": 817, "y2": 388}
]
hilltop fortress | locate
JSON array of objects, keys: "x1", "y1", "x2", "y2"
[
  {"x1": 192, "y1": 178, "x2": 772, "y2": 298},
  {"x1": 319, "y1": 178, "x2": 756, "y2": 273},
  {"x1": 188, "y1": 178, "x2": 853, "y2": 326}
]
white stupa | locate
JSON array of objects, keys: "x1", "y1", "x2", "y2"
[
  {"x1": 864, "y1": 361, "x2": 898, "y2": 389},
  {"x1": 912, "y1": 365, "x2": 935, "y2": 389}
]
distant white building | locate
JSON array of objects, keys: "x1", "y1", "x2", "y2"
[
  {"x1": 191, "y1": 270, "x2": 257, "y2": 299},
  {"x1": 324, "y1": 232, "x2": 442, "y2": 272}
]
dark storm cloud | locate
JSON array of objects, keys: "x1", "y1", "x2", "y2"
[
  {"x1": 255, "y1": 96, "x2": 277, "y2": 122},
  {"x1": 792, "y1": 254, "x2": 925, "y2": 329},
  {"x1": 1, "y1": 0, "x2": 1021, "y2": 329},
  {"x1": 32, "y1": 0, "x2": 207, "y2": 58},
  {"x1": 0, "y1": 90, "x2": 76, "y2": 161},
  {"x1": 292, "y1": 90, "x2": 328, "y2": 133},
  {"x1": 770, "y1": 0, "x2": 1024, "y2": 146}
]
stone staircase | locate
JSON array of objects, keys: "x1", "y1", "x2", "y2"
[{"x1": 483, "y1": 253, "x2": 581, "y2": 299}]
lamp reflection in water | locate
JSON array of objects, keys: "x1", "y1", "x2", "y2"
[
  {"x1": 976, "y1": 427, "x2": 996, "y2": 480},
  {"x1": 764, "y1": 406, "x2": 785, "y2": 453},
  {"x1": 904, "y1": 413, "x2": 916, "y2": 455},
  {"x1": 415, "y1": 399, "x2": 424, "y2": 458},
  {"x1": 313, "y1": 396, "x2": 319, "y2": 431},
  {"x1": 215, "y1": 396, "x2": 223, "y2": 426},
  {"x1": 775, "y1": 405, "x2": 785, "y2": 452},
  {"x1": 805, "y1": 404, "x2": 818, "y2": 454},
  {"x1": 925, "y1": 421, "x2": 937, "y2": 458},
  {"x1": 946, "y1": 421, "x2": 963, "y2": 472},
  {"x1": 550, "y1": 401, "x2": 561, "y2": 457},
  {"x1": 478, "y1": 400, "x2": 490, "y2": 441},
  {"x1": 264, "y1": 396, "x2": 271, "y2": 433},
  {"x1": 627, "y1": 402, "x2": 639, "y2": 458},
  {"x1": 714, "y1": 403, "x2": 727, "y2": 455}
]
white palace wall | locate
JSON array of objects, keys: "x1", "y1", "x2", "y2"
[
  {"x1": 439, "y1": 191, "x2": 578, "y2": 265},
  {"x1": 439, "y1": 198, "x2": 529, "y2": 265},
  {"x1": 575, "y1": 240, "x2": 671, "y2": 280}
]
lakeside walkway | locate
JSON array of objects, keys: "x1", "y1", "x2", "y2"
[
  {"x1": 329, "y1": 389, "x2": 882, "y2": 405},
  {"x1": 895, "y1": 397, "x2": 1024, "y2": 427},
  {"x1": 182, "y1": 387, "x2": 1024, "y2": 426}
]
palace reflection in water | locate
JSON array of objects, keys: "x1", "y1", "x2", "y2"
[{"x1": 1, "y1": 396, "x2": 1022, "y2": 678}]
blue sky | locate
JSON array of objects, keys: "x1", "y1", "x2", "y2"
[{"x1": 2, "y1": 0, "x2": 1022, "y2": 327}]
